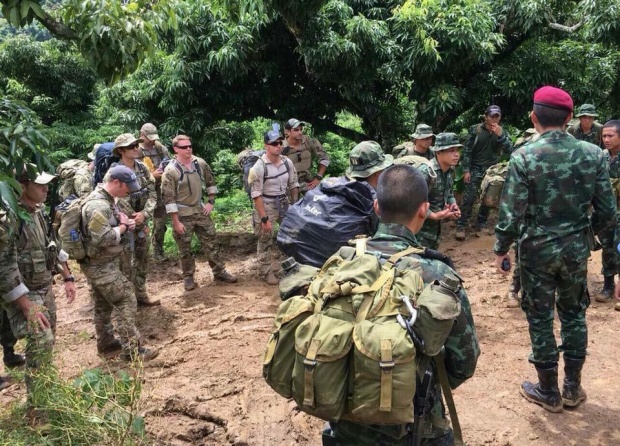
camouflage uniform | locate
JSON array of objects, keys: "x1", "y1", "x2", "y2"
[
  {"x1": 161, "y1": 156, "x2": 228, "y2": 279},
  {"x1": 138, "y1": 141, "x2": 170, "y2": 257},
  {"x1": 597, "y1": 149, "x2": 620, "y2": 277},
  {"x1": 417, "y1": 158, "x2": 456, "y2": 250},
  {"x1": 80, "y1": 186, "x2": 140, "y2": 353},
  {"x1": 494, "y1": 130, "x2": 617, "y2": 366},
  {"x1": 114, "y1": 160, "x2": 157, "y2": 302},
  {"x1": 393, "y1": 124, "x2": 436, "y2": 160},
  {"x1": 567, "y1": 123, "x2": 604, "y2": 147},
  {"x1": 282, "y1": 135, "x2": 329, "y2": 193},
  {"x1": 248, "y1": 153, "x2": 298, "y2": 276},
  {"x1": 458, "y1": 123, "x2": 512, "y2": 230},
  {"x1": 326, "y1": 222, "x2": 480, "y2": 445}
]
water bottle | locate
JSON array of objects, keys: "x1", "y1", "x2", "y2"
[{"x1": 69, "y1": 229, "x2": 79, "y2": 242}]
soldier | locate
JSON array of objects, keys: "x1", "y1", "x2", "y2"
[
  {"x1": 456, "y1": 105, "x2": 513, "y2": 240},
  {"x1": 494, "y1": 86, "x2": 617, "y2": 412},
  {"x1": 567, "y1": 104, "x2": 604, "y2": 147},
  {"x1": 5, "y1": 169, "x2": 75, "y2": 415},
  {"x1": 80, "y1": 165, "x2": 159, "y2": 361},
  {"x1": 597, "y1": 120, "x2": 620, "y2": 305},
  {"x1": 138, "y1": 123, "x2": 171, "y2": 262},
  {"x1": 416, "y1": 133, "x2": 461, "y2": 250},
  {"x1": 346, "y1": 141, "x2": 394, "y2": 191},
  {"x1": 282, "y1": 118, "x2": 329, "y2": 194},
  {"x1": 113, "y1": 133, "x2": 160, "y2": 306},
  {"x1": 323, "y1": 164, "x2": 479, "y2": 445},
  {"x1": 249, "y1": 127, "x2": 299, "y2": 285},
  {"x1": 393, "y1": 123, "x2": 435, "y2": 159},
  {"x1": 161, "y1": 135, "x2": 237, "y2": 291}
]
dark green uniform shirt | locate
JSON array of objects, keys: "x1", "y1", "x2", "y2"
[{"x1": 461, "y1": 123, "x2": 513, "y2": 172}]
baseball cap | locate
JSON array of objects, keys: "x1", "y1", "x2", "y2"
[
  {"x1": 108, "y1": 165, "x2": 141, "y2": 192},
  {"x1": 432, "y1": 133, "x2": 463, "y2": 152},
  {"x1": 485, "y1": 105, "x2": 502, "y2": 116},
  {"x1": 113, "y1": 133, "x2": 144, "y2": 157},
  {"x1": 18, "y1": 164, "x2": 56, "y2": 185},
  {"x1": 140, "y1": 123, "x2": 160, "y2": 141},
  {"x1": 411, "y1": 124, "x2": 435, "y2": 140},
  {"x1": 264, "y1": 129, "x2": 284, "y2": 144},
  {"x1": 284, "y1": 118, "x2": 307, "y2": 130},
  {"x1": 533, "y1": 86, "x2": 573, "y2": 112},
  {"x1": 574, "y1": 104, "x2": 598, "y2": 118},
  {"x1": 346, "y1": 141, "x2": 394, "y2": 179},
  {"x1": 88, "y1": 144, "x2": 100, "y2": 160}
]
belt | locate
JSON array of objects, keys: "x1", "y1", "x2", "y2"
[{"x1": 263, "y1": 194, "x2": 287, "y2": 199}]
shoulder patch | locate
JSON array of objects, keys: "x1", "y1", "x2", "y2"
[{"x1": 87, "y1": 210, "x2": 109, "y2": 234}]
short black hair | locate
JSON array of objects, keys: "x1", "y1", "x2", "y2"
[
  {"x1": 603, "y1": 120, "x2": 620, "y2": 135},
  {"x1": 533, "y1": 104, "x2": 571, "y2": 127},
  {"x1": 376, "y1": 164, "x2": 428, "y2": 225}
]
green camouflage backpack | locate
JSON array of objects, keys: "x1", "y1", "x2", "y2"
[
  {"x1": 263, "y1": 240, "x2": 461, "y2": 425},
  {"x1": 57, "y1": 159, "x2": 89, "y2": 200},
  {"x1": 394, "y1": 155, "x2": 437, "y2": 183},
  {"x1": 480, "y1": 162, "x2": 508, "y2": 209},
  {"x1": 55, "y1": 195, "x2": 92, "y2": 260}
]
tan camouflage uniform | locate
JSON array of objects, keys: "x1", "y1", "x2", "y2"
[
  {"x1": 80, "y1": 186, "x2": 140, "y2": 353},
  {"x1": 249, "y1": 153, "x2": 298, "y2": 275},
  {"x1": 161, "y1": 156, "x2": 227, "y2": 278},
  {"x1": 114, "y1": 160, "x2": 156, "y2": 301},
  {"x1": 282, "y1": 135, "x2": 329, "y2": 193},
  {"x1": 138, "y1": 141, "x2": 170, "y2": 257}
]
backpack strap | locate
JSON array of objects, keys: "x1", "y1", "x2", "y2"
[
  {"x1": 434, "y1": 351, "x2": 464, "y2": 446},
  {"x1": 385, "y1": 247, "x2": 425, "y2": 266}
]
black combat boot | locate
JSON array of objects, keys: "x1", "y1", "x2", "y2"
[
  {"x1": 3, "y1": 346, "x2": 25, "y2": 368},
  {"x1": 520, "y1": 364, "x2": 563, "y2": 413},
  {"x1": 595, "y1": 275, "x2": 614, "y2": 303},
  {"x1": 562, "y1": 356, "x2": 587, "y2": 408}
]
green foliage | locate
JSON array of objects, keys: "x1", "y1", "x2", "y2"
[
  {"x1": 210, "y1": 189, "x2": 253, "y2": 232},
  {"x1": 0, "y1": 363, "x2": 146, "y2": 445}
]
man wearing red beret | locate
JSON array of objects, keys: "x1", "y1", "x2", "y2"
[{"x1": 493, "y1": 86, "x2": 617, "y2": 413}]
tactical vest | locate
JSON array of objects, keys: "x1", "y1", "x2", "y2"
[{"x1": 16, "y1": 205, "x2": 53, "y2": 289}]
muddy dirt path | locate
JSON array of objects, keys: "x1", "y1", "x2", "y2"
[{"x1": 2, "y1": 226, "x2": 619, "y2": 445}]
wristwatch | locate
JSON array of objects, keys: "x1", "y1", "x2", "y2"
[
  {"x1": 316, "y1": 174, "x2": 324, "y2": 180},
  {"x1": 261, "y1": 216, "x2": 269, "y2": 224},
  {"x1": 207, "y1": 198, "x2": 215, "y2": 205},
  {"x1": 64, "y1": 275, "x2": 75, "y2": 283}
]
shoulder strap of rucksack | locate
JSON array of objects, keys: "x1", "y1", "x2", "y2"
[{"x1": 434, "y1": 351, "x2": 464, "y2": 446}]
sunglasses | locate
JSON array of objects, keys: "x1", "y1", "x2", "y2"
[
  {"x1": 268, "y1": 141, "x2": 283, "y2": 147},
  {"x1": 176, "y1": 145, "x2": 192, "y2": 150},
  {"x1": 126, "y1": 143, "x2": 140, "y2": 150}
]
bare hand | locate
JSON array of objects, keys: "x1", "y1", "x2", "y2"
[
  {"x1": 463, "y1": 172, "x2": 471, "y2": 184},
  {"x1": 24, "y1": 306, "x2": 50, "y2": 333},
  {"x1": 132, "y1": 211, "x2": 146, "y2": 226},
  {"x1": 449, "y1": 203, "x2": 461, "y2": 219},
  {"x1": 202, "y1": 203, "x2": 214, "y2": 216},
  {"x1": 307, "y1": 179, "x2": 320, "y2": 190},
  {"x1": 495, "y1": 254, "x2": 511, "y2": 275},
  {"x1": 490, "y1": 124, "x2": 503, "y2": 136},
  {"x1": 173, "y1": 221, "x2": 186, "y2": 235},
  {"x1": 615, "y1": 279, "x2": 620, "y2": 301},
  {"x1": 152, "y1": 170, "x2": 163, "y2": 180},
  {"x1": 64, "y1": 282, "x2": 76, "y2": 304},
  {"x1": 126, "y1": 219, "x2": 136, "y2": 231},
  {"x1": 261, "y1": 220, "x2": 273, "y2": 233}
]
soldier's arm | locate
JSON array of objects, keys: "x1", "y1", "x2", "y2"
[
  {"x1": 591, "y1": 151, "x2": 618, "y2": 232},
  {"x1": 199, "y1": 159, "x2": 218, "y2": 197},
  {"x1": 310, "y1": 138, "x2": 330, "y2": 176},
  {"x1": 141, "y1": 169, "x2": 157, "y2": 219},
  {"x1": 249, "y1": 161, "x2": 267, "y2": 217},
  {"x1": 494, "y1": 152, "x2": 528, "y2": 255},
  {"x1": 498, "y1": 129, "x2": 513, "y2": 155},
  {"x1": 83, "y1": 202, "x2": 123, "y2": 248},
  {"x1": 461, "y1": 127, "x2": 475, "y2": 173},
  {"x1": 286, "y1": 160, "x2": 300, "y2": 202},
  {"x1": 0, "y1": 222, "x2": 28, "y2": 304}
]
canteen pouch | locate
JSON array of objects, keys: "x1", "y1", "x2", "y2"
[
  {"x1": 263, "y1": 296, "x2": 315, "y2": 398},
  {"x1": 292, "y1": 313, "x2": 353, "y2": 421},
  {"x1": 347, "y1": 318, "x2": 416, "y2": 424}
]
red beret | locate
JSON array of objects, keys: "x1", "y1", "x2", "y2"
[{"x1": 533, "y1": 86, "x2": 573, "y2": 112}]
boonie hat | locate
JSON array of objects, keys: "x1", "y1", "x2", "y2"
[
  {"x1": 411, "y1": 124, "x2": 435, "y2": 140},
  {"x1": 140, "y1": 123, "x2": 160, "y2": 141},
  {"x1": 485, "y1": 105, "x2": 502, "y2": 116},
  {"x1": 432, "y1": 133, "x2": 463, "y2": 152},
  {"x1": 346, "y1": 141, "x2": 394, "y2": 179},
  {"x1": 108, "y1": 165, "x2": 141, "y2": 192},
  {"x1": 284, "y1": 118, "x2": 307, "y2": 130},
  {"x1": 533, "y1": 86, "x2": 573, "y2": 112},
  {"x1": 574, "y1": 104, "x2": 598, "y2": 118},
  {"x1": 18, "y1": 164, "x2": 56, "y2": 185},
  {"x1": 113, "y1": 133, "x2": 144, "y2": 157}
]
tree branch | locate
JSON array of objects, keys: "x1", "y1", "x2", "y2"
[
  {"x1": 547, "y1": 21, "x2": 583, "y2": 33},
  {"x1": 36, "y1": 12, "x2": 78, "y2": 40}
]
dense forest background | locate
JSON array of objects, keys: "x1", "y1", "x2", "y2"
[{"x1": 2, "y1": 0, "x2": 620, "y2": 199}]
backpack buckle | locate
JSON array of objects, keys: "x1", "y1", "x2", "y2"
[
  {"x1": 303, "y1": 358, "x2": 317, "y2": 370},
  {"x1": 379, "y1": 360, "x2": 395, "y2": 372}
]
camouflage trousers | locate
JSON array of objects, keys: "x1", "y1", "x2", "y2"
[
  {"x1": 252, "y1": 198, "x2": 288, "y2": 275},
  {"x1": 120, "y1": 226, "x2": 151, "y2": 301},
  {"x1": 81, "y1": 259, "x2": 139, "y2": 352},
  {"x1": 520, "y1": 255, "x2": 590, "y2": 365},
  {"x1": 1, "y1": 286, "x2": 56, "y2": 401},
  {"x1": 325, "y1": 421, "x2": 454, "y2": 446},
  {"x1": 598, "y1": 224, "x2": 619, "y2": 277},
  {"x1": 457, "y1": 165, "x2": 491, "y2": 229},
  {"x1": 173, "y1": 212, "x2": 225, "y2": 278},
  {"x1": 0, "y1": 308, "x2": 17, "y2": 352},
  {"x1": 152, "y1": 201, "x2": 168, "y2": 256}
]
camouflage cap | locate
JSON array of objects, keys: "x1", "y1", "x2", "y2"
[
  {"x1": 284, "y1": 118, "x2": 307, "y2": 130},
  {"x1": 411, "y1": 124, "x2": 435, "y2": 140},
  {"x1": 140, "y1": 123, "x2": 160, "y2": 140},
  {"x1": 113, "y1": 133, "x2": 144, "y2": 157},
  {"x1": 575, "y1": 104, "x2": 598, "y2": 118},
  {"x1": 432, "y1": 133, "x2": 463, "y2": 152},
  {"x1": 346, "y1": 141, "x2": 394, "y2": 178}
]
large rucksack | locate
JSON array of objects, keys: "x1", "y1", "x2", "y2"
[
  {"x1": 55, "y1": 195, "x2": 91, "y2": 260},
  {"x1": 263, "y1": 243, "x2": 462, "y2": 425},
  {"x1": 394, "y1": 155, "x2": 437, "y2": 184},
  {"x1": 276, "y1": 176, "x2": 376, "y2": 267},
  {"x1": 92, "y1": 142, "x2": 117, "y2": 187},
  {"x1": 480, "y1": 162, "x2": 508, "y2": 209},
  {"x1": 56, "y1": 159, "x2": 89, "y2": 200}
]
